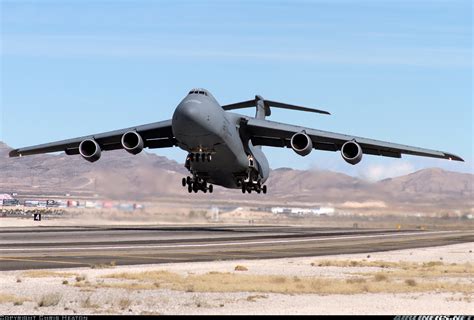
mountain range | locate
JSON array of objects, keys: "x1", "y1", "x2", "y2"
[{"x1": 1, "y1": 142, "x2": 472, "y2": 211}]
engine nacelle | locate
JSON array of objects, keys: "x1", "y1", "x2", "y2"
[
  {"x1": 341, "y1": 140, "x2": 363, "y2": 165},
  {"x1": 79, "y1": 139, "x2": 101, "y2": 162},
  {"x1": 121, "y1": 131, "x2": 144, "y2": 155},
  {"x1": 290, "y1": 131, "x2": 313, "y2": 156}
]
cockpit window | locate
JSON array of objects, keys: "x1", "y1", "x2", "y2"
[{"x1": 189, "y1": 90, "x2": 208, "y2": 96}]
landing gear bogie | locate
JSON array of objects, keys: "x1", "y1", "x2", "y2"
[
  {"x1": 182, "y1": 175, "x2": 214, "y2": 194},
  {"x1": 238, "y1": 179, "x2": 267, "y2": 195},
  {"x1": 187, "y1": 152, "x2": 213, "y2": 163}
]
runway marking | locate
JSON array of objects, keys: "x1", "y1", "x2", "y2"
[
  {"x1": 172, "y1": 250, "x2": 257, "y2": 259},
  {"x1": 0, "y1": 230, "x2": 461, "y2": 253},
  {"x1": 0, "y1": 256, "x2": 90, "y2": 266},
  {"x1": 99, "y1": 253, "x2": 189, "y2": 261}
]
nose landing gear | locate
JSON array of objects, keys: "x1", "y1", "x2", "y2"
[
  {"x1": 182, "y1": 176, "x2": 213, "y2": 194},
  {"x1": 187, "y1": 153, "x2": 212, "y2": 163}
]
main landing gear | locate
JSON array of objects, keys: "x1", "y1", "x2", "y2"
[
  {"x1": 237, "y1": 178, "x2": 267, "y2": 194},
  {"x1": 182, "y1": 176, "x2": 213, "y2": 194}
]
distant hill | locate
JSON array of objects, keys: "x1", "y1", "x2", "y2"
[{"x1": 1, "y1": 142, "x2": 472, "y2": 210}]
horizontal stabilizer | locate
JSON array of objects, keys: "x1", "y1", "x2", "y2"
[
  {"x1": 265, "y1": 100, "x2": 330, "y2": 115},
  {"x1": 222, "y1": 96, "x2": 330, "y2": 117}
]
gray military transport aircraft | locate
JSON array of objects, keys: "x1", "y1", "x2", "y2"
[{"x1": 10, "y1": 88, "x2": 463, "y2": 194}]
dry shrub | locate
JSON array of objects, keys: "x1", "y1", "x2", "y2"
[
  {"x1": 247, "y1": 294, "x2": 268, "y2": 302},
  {"x1": 93, "y1": 268, "x2": 473, "y2": 295},
  {"x1": 271, "y1": 276, "x2": 287, "y2": 284},
  {"x1": 0, "y1": 294, "x2": 28, "y2": 305},
  {"x1": 104, "y1": 270, "x2": 179, "y2": 282},
  {"x1": 373, "y1": 273, "x2": 389, "y2": 282},
  {"x1": 90, "y1": 261, "x2": 116, "y2": 269},
  {"x1": 62, "y1": 280, "x2": 69, "y2": 285},
  {"x1": 324, "y1": 259, "x2": 474, "y2": 279},
  {"x1": 22, "y1": 270, "x2": 77, "y2": 278},
  {"x1": 75, "y1": 275, "x2": 86, "y2": 282},
  {"x1": 81, "y1": 296, "x2": 100, "y2": 309},
  {"x1": 38, "y1": 293, "x2": 61, "y2": 307},
  {"x1": 346, "y1": 277, "x2": 367, "y2": 284},
  {"x1": 423, "y1": 261, "x2": 443, "y2": 268},
  {"x1": 312, "y1": 259, "x2": 401, "y2": 268},
  {"x1": 234, "y1": 265, "x2": 248, "y2": 272},
  {"x1": 118, "y1": 298, "x2": 132, "y2": 310},
  {"x1": 405, "y1": 279, "x2": 417, "y2": 287}
]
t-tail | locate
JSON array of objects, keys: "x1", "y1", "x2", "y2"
[{"x1": 222, "y1": 95, "x2": 330, "y2": 120}]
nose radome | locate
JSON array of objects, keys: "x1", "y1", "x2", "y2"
[
  {"x1": 180, "y1": 101, "x2": 201, "y2": 121},
  {"x1": 173, "y1": 100, "x2": 210, "y2": 137}
]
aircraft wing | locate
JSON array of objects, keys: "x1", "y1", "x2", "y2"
[
  {"x1": 9, "y1": 120, "x2": 175, "y2": 157},
  {"x1": 243, "y1": 117, "x2": 463, "y2": 161}
]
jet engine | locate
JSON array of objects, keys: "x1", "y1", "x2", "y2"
[
  {"x1": 79, "y1": 139, "x2": 101, "y2": 162},
  {"x1": 121, "y1": 131, "x2": 144, "y2": 155},
  {"x1": 341, "y1": 140, "x2": 363, "y2": 165},
  {"x1": 290, "y1": 131, "x2": 313, "y2": 156}
]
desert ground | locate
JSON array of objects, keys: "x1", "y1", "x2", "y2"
[{"x1": 1, "y1": 242, "x2": 472, "y2": 315}]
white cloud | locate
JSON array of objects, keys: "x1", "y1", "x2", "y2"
[
  {"x1": 1, "y1": 34, "x2": 471, "y2": 68},
  {"x1": 357, "y1": 161, "x2": 416, "y2": 182}
]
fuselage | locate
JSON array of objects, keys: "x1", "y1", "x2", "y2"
[{"x1": 171, "y1": 89, "x2": 269, "y2": 188}]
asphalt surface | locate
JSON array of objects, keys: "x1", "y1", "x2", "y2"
[{"x1": 0, "y1": 225, "x2": 472, "y2": 271}]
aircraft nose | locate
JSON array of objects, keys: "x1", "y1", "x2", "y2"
[
  {"x1": 179, "y1": 101, "x2": 202, "y2": 123},
  {"x1": 173, "y1": 100, "x2": 210, "y2": 136}
]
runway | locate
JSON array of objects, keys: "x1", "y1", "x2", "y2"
[{"x1": 0, "y1": 225, "x2": 472, "y2": 271}]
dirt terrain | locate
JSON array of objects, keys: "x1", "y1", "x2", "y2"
[{"x1": 1, "y1": 242, "x2": 472, "y2": 315}]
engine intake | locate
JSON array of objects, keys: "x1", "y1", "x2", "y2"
[
  {"x1": 121, "y1": 131, "x2": 144, "y2": 155},
  {"x1": 79, "y1": 139, "x2": 101, "y2": 162},
  {"x1": 341, "y1": 140, "x2": 363, "y2": 165},
  {"x1": 290, "y1": 132, "x2": 313, "y2": 156}
]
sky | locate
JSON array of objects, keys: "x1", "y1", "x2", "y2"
[{"x1": 0, "y1": 0, "x2": 472, "y2": 180}]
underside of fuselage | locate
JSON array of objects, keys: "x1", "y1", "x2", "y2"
[{"x1": 171, "y1": 89, "x2": 269, "y2": 191}]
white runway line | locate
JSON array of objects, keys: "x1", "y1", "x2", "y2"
[{"x1": 0, "y1": 230, "x2": 461, "y2": 252}]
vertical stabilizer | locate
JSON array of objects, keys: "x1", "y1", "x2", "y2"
[{"x1": 255, "y1": 95, "x2": 271, "y2": 119}]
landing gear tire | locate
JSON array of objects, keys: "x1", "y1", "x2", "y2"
[
  {"x1": 187, "y1": 185, "x2": 192, "y2": 193},
  {"x1": 182, "y1": 178, "x2": 186, "y2": 187},
  {"x1": 207, "y1": 154, "x2": 212, "y2": 162},
  {"x1": 262, "y1": 185, "x2": 267, "y2": 194},
  {"x1": 209, "y1": 184, "x2": 213, "y2": 193}
]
